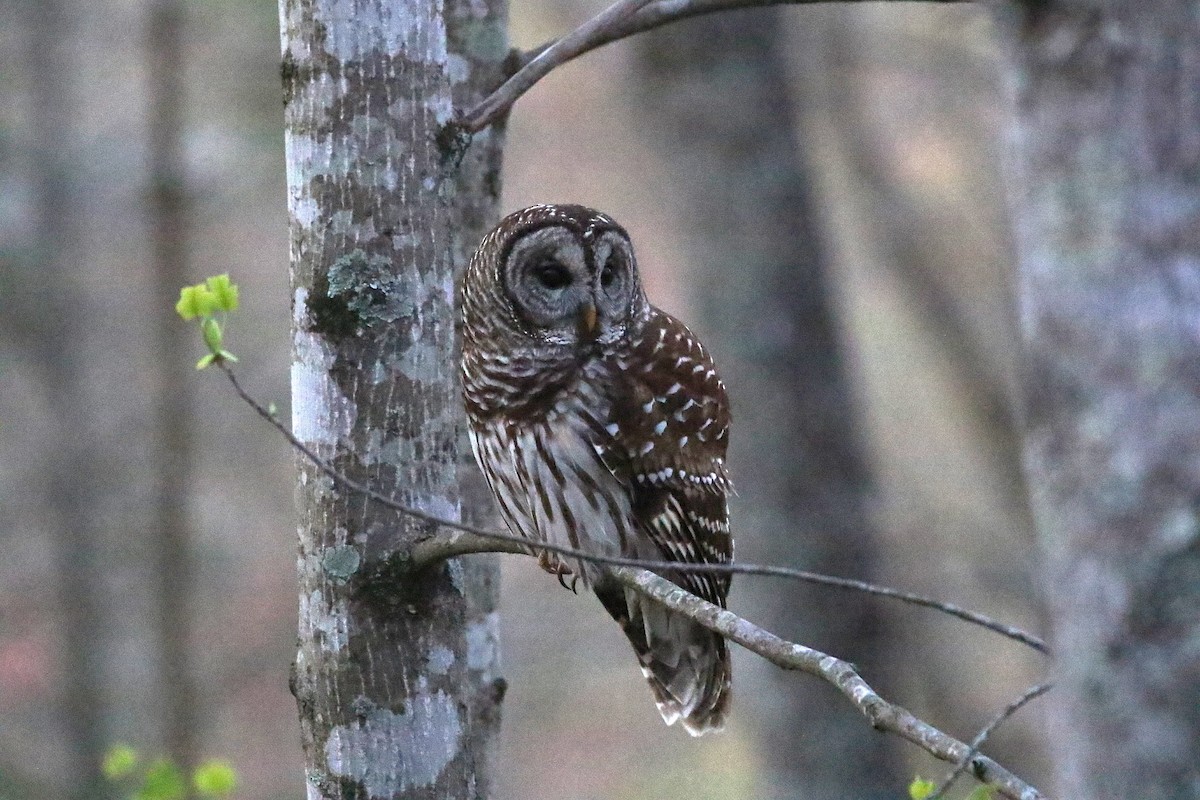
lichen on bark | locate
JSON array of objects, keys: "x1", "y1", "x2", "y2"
[{"x1": 279, "y1": 0, "x2": 508, "y2": 796}]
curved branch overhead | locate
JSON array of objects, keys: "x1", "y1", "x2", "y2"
[
  {"x1": 462, "y1": 0, "x2": 659, "y2": 132},
  {"x1": 460, "y1": 0, "x2": 967, "y2": 132}
]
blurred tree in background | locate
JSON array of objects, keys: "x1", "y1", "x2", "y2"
[
  {"x1": 1003, "y1": 4, "x2": 1200, "y2": 797},
  {"x1": 632, "y1": 10, "x2": 901, "y2": 798},
  {"x1": 1, "y1": 0, "x2": 294, "y2": 798},
  {"x1": 793, "y1": 6, "x2": 1048, "y2": 779},
  {"x1": 16, "y1": 0, "x2": 108, "y2": 796},
  {"x1": 146, "y1": 0, "x2": 200, "y2": 779}
]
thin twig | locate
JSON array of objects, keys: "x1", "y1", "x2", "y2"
[
  {"x1": 219, "y1": 362, "x2": 1047, "y2": 653},
  {"x1": 224, "y1": 361, "x2": 1050, "y2": 797},
  {"x1": 460, "y1": 0, "x2": 966, "y2": 133},
  {"x1": 461, "y1": 0, "x2": 659, "y2": 132},
  {"x1": 612, "y1": 568, "x2": 1048, "y2": 800},
  {"x1": 410, "y1": 530, "x2": 1047, "y2": 652},
  {"x1": 928, "y1": 682, "x2": 1053, "y2": 800}
]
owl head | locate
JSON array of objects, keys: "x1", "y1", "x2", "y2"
[{"x1": 464, "y1": 204, "x2": 650, "y2": 351}]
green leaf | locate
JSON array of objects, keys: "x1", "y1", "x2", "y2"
[
  {"x1": 205, "y1": 274, "x2": 239, "y2": 313},
  {"x1": 175, "y1": 286, "x2": 199, "y2": 320},
  {"x1": 202, "y1": 318, "x2": 224, "y2": 353},
  {"x1": 176, "y1": 285, "x2": 217, "y2": 320},
  {"x1": 966, "y1": 787, "x2": 995, "y2": 800},
  {"x1": 193, "y1": 760, "x2": 238, "y2": 797},
  {"x1": 101, "y1": 744, "x2": 139, "y2": 780},
  {"x1": 136, "y1": 758, "x2": 187, "y2": 800},
  {"x1": 908, "y1": 777, "x2": 936, "y2": 800},
  {"x1": 217, "y1": 349, "x2": 238, "y2": 363},
  {"x1": 196, "y1": 353, "x2": 217, "y2": 370}
]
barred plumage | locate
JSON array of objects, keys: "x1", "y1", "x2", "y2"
[{"x1": 460, "y1": 204, "x2": 733, "y2": 735}]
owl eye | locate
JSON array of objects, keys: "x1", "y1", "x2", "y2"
[
  {"x1": 600, "y1": 255, "x2": 620, "y2": 288},
  {"x1": 533, "y1": 261, "x2": 572, "y2": 290}
]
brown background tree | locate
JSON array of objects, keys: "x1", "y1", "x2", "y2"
[{"x1": 631, "y1": 11, "x2": 901, "y2": 797}]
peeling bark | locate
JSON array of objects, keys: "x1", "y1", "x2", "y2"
[
  {"x1": 1003, "y1": 2, "x2": 1200, "y2": 797},
  {"x1": 278, "y1": 0, "x2": 508, "y2": 796}
]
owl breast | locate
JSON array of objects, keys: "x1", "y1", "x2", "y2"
[
  {"x1": 467, "y1": 357, "x2": 638, "y2": 582},
  {"x1": 465, "y1": 306, "x2": 731, "y2": 581}
]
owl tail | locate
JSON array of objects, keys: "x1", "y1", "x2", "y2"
[{"x1": 595, "y1": 583, "x2": 731, "y2": 735}]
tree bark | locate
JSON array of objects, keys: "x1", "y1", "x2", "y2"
[
  {"x1": 279, "y1": 0, "x2": 508, "y2": 797},
  {"x1": 632, "y1": 11, "x2": 901, "y2": 797},
  {"x1": 1004, "y1": 2, "x2": 1200, "y2": 797}
]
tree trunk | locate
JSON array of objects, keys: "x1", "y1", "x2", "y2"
[
  {"x1": 24, "y1": 1, "x2": 110, "y2": 796},
  {"x1": 801, "y1": 6, "x2": 1047, "y2": 777},
  {"x1": 1004, "y1": 3, "x2": 1200, "y2": 797},
  {"x1": 633, "y1": 11, "x2": 901, "y2": 797},
  {"x1": 145, "y1": 0, "x2": 198, "y2": 773},
  {"x1": 278, "y1": 0, "x2": 508, "y2": 797}
]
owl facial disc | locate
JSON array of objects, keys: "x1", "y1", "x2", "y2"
[{"x1": 497, "y1": 214, "x2": 642, "y2": 348}]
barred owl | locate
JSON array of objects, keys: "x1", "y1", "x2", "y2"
[{"x1": 460, "y1": 204, "x2": 733, "y2": 735}]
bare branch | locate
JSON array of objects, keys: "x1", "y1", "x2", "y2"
[
  {"x1": 220, "y1": 362, "x2": 1047, "y2": 652},
  {"x1": 461, "y1": 0, "x2": 659, "y2": 132},
  {"x1": 220, "y1": 361, "x2": 1048, "y2": 797},
  {"x1": 460, "y1": 0, "x2": 968, "y2": 133},
  {"x1": 409, "y1": 527, "x2": 1047, "y2": 653},
  {"x1": 929, "y1": 682, "x2": 1053, "y2": 800},
  {"x1": 612, "y1": 567, "x2": 1049, "y2": 800}
]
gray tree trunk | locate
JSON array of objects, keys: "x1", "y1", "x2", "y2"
[
  {"x1": 23, "y1": 1, "x2": 109, "y2": 796},
  {"x1": 633, "y1": 12, "x2": 901, "y2": 797},
  {"x1": 278, "y1": 0, "x2": 508, "y2": 797},
  {"x1": 1003, "y1": 3, "x2": 1200, "y2": 798},
  {"x1": 800, "y1": 7, "x2": 1047, "y2": 777},
  {"x1": 145, "y1": 0, "x2": 198, "y2": 773}
]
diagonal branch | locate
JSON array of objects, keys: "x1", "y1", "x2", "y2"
[
  {"x1": 219, "y1": 360, "x2": 1050, "y2": 798},
  {"x1": 220, "y1": 362, "x2": 1046, "y2": 653},
  {"x1": 928, "y1": 682, "x2": 1052, "y2": 800},
  {"x1": 461, "y1": 0, "x2": 659, "y2": 132},
  {"x1": 459, "y1": 0, "x2": 968, "y2": 133},
  {"x1": 614, "y1": 567, "x2": 1048, "y2": 800}
]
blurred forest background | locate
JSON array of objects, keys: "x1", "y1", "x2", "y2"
[{"x1": 0, "y1": 2, "x2": 1049, "y2": 798}]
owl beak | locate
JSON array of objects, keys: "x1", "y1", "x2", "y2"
[{"x1": 578, "y1": 300, "x2": 599, "y2": 340}]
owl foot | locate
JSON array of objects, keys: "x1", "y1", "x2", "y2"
[{"x1": 537, "y1": 551, "x2": 579, "y2": 594}]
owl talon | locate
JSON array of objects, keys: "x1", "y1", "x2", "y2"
[
  {"x1": 536, "y1": 550, "x2": 569, "y2": 575},
  {"x1": 537, "y1": 551, "x2": 577, "y2": 592}
]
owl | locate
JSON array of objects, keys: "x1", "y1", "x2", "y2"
[{"x1": 460, "y1": 204, "x2": 733, "y2": 735}]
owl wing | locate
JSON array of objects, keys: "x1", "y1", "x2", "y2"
[
  {"x1": 588, "y1": 307, "x2": 733, "y2": 733},
  {"x1": 605, "y1": 307, "x2": 733, "y2": 600}
]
